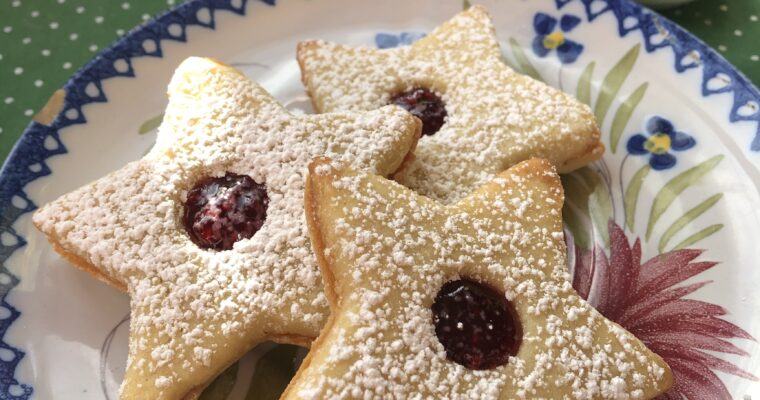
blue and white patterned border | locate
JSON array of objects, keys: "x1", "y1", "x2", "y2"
[
  {"x1": 557, "y1": 0, "x2": 760, "y2": 150},
  {"x1": 0, "y1": 0, "x2": 757, "y2": 397},
  {"x1": 0, "y1": 1, "x2": 275, "y2": 397}
]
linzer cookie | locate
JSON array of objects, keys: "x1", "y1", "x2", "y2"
[
  {"x1": 32, "y1": 57, "x2": 420, "y2": 400},
  {"x1": 284, "y1": 158, "x2": 672, "y2": 399},
  {"x1": 297, "y1": 5, "x2": 604, "y2": 203}
]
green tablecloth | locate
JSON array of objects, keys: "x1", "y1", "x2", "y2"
[{"x1": 1, "y1": 0, "x2": 758, "y2": 163}]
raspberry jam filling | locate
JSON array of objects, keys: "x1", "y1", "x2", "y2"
[
  {"x1": 432, "y1": 279, "x2": 521, "y2": 370},
  {"x1": 389, "y1": 88, "x2": 447, "y2": 136},
  {"x1": 183, "y1": 173, "x2": 268, "y2": 251}
]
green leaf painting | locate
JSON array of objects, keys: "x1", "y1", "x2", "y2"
[
  {"x1": 500, "y1": 50, "x2": 520, "y2": 71},
  {"x1": 671, "y1": 224, "x2": 724, "y2": 250},
  {"x1": 200, "y1": 363, "x2": 239, "y2": 400},
  {"x1": 246, "y1": 344, "x2": 301, "y2": 400},
  {"x1": 609, "y1": 83, "x2": 648, "y2": 153},
  {"x1": 645, "y1": 155, "x2": 723, "y2": 240},
  {"x1": 138, "y1": 113, "x2": 164, "y2": 135},
  {"x1": 658, "y1": 194, "x2": 723, "y2": 252},
  {"x1": 576, "y1": 62, "x2": 595, "y2": 106},
  {"x1": 562, "y1": 167, "x2": 613, "y2": 249},
  {"x1": 199, "y1": 344, "x2": 302, "y2": 400},
  {"x1": 594, "y1": 44, "x2": 640, "y2": 126},
  {"x1": 624, "y1": 164, "x2": 651, "y2": 232},
  {"x1": 508, "y1": 38, "x2": 543, "y2": 81},
  {"x1": 563, "y1": 201, "x2": 591, "y2": 249}
]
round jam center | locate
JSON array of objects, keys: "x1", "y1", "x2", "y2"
[
  {"x1": 389, "y1": 88, "x2": 447, "y2": 136},
  {"x1": 432, "y1": 279, "x2": 521, "y2": 370},
  {"x1": 183, "y1": 173, "x2": 268, "y2": 251}
]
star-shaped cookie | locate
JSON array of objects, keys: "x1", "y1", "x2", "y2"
[
  {"x1": 297, "y1": 5, "x2": 604, "y2": 203},
  {"x1": 33, "y1": 57, "x2": 420, "y2": 400},
  {"x1": 284, "y1": 158, "x2": 672, "y2": 399}
]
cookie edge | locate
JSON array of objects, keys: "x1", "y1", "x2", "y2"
[{"x1": 279, "y1": 157, "x2": 343, "y2": 399}]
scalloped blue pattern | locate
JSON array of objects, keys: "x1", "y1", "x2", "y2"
[
  {"x1": 0, "y1": 0, "x2": 758, "y2": 397},
  {"x1": 556, "y1": 0, "x2": 760, "y2": 150},
  {"x1": 0, "y1": 0, "x2": 275, "y2": 397}
]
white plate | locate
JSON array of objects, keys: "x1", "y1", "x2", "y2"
[{"x1": 1, "y1": 0, "x2": 759, "y2": 398}]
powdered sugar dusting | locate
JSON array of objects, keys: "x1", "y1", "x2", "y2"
[
  {"x1": 288, "y1": 159, "x2": 671, "y2": 399},
  {"x1": 297, "y1": 6, "x2": 602, "y2": 204},
  {"x1": 32, "y1": 57, "x2": 418, "y2": 399}
]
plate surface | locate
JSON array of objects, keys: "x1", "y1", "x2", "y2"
[{"x1": 1, "y1": 0, "x2": 759, "y2": 398}]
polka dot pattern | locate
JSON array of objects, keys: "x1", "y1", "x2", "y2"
[
  {"x1": 662, "y1": 1, "x2": 759, "y2": 84},
  {"x1": 0, "y1": 3, "x2": 257, "y2": 398},
  {"x1": 0, "y1": 0, "x2": 170, "y2": 161}
]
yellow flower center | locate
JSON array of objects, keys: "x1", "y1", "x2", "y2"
[
  {"x1": 543, "y1": 31, "x2": 566, "y2": 50},
  {"x1": 645, "y1": 133, "x2": 672, "y2": 155}
]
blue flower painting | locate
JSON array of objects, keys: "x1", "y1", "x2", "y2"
[
  {"x1": 627, "y1": 116, "x2": 696, "y2": 170},
  {"x1": 532, "y1": 13, "x2": 584, "y2": 64},
  {"x1": 375, "y1": 32, "x2": 426, "y2": 49}
]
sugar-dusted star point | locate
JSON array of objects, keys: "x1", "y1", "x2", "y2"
[
  {"x1": 284, "y1": 157, "x2": 672, "y2": 399},
  {"x1": 33, "y1": 57, "x2": 420, "y2": 400},
  {"x1": 297, "y1": 5, "x2": 604, "y2": 203}
]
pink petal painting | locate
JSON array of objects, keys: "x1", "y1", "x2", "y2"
[{"x1": 571, "y1": 221, "x2": 758, "y2": 399}]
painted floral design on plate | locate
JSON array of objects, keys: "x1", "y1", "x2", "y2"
[
  {"x1": 188, "y1": 22, "x2": 760, "y2": 398},
  {"x1": 571, "y1": 222, "x2": 757, "y2": 399},
  {"x1": 517, "y1": 8, "x2": 758, "y2": 399},
  {"x1": 4, "y1": 0, "x2": 756, "y2": 398}
]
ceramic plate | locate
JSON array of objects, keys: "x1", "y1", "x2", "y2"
[{"x1": 1, "y1": 0, "x2": 759, "y2": 398}]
